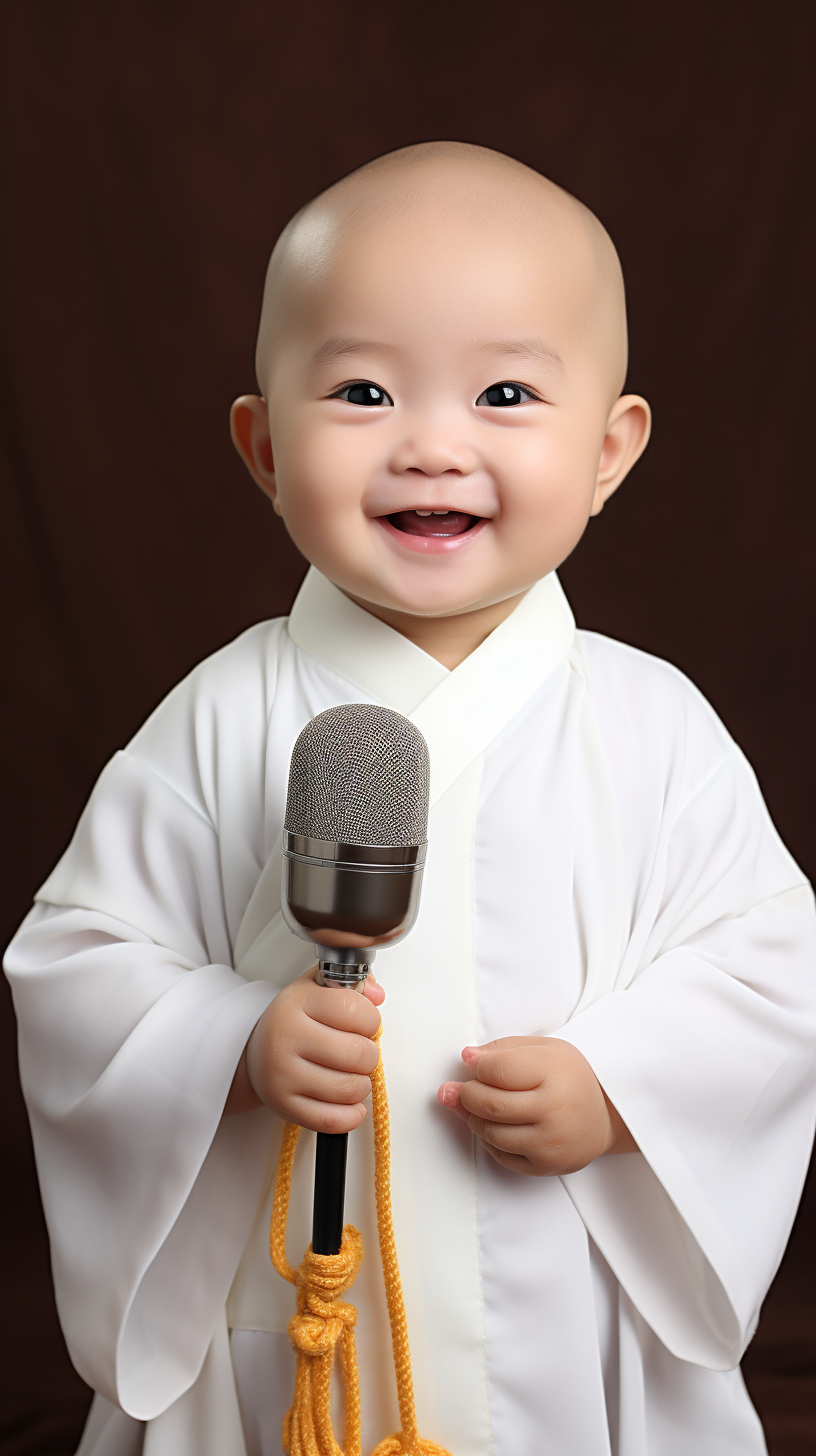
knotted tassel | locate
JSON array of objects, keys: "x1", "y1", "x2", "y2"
[{"x1": 270, "y1": 1026, "x2": 453, "y2": 1456}]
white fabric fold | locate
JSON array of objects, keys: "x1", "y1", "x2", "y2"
[
  {"x1": 287, "y1": 566, "x2": 449, "y2": 715},
  {"x1": 5, "y1": 568, "x2": 816, "y2": 1456}
]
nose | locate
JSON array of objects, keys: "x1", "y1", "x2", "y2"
[{"x1": 389, "y1": 416, "x2": 480, "y2": 478}]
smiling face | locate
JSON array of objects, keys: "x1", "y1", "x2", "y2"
[{"x1": 236, "y1": 146, "x2": 649, "y2": 634}]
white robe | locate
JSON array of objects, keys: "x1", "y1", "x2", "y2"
[{"x1": 6, "y1": 567, "x2": 816, "y2": 1456}]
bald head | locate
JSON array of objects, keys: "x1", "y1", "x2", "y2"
[
  {"x1": 233, "y1": 142, "x2": 652, "y2": 636},
  {"x1": 255, "y1": 142, "x2": 628, "y2": 400}
]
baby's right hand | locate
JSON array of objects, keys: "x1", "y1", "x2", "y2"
[{"x1": 245, "y1": 970, "x2": 383, "y2": 1133}]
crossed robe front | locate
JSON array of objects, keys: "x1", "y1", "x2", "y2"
[{"x1": 6, "y1": 567, "x2": 816, "y2": 1456}]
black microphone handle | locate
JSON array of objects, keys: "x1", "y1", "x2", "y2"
[
  {"x1": 312, "y1": 1131, "x2": 348, "y2": 1255},
  {"x1": 309, "y1": 948, "x2": 377, "y2": 1255}
]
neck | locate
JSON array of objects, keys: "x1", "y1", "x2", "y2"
[{"x1": 344, "y1": 591, "x2": 528, "y2": 669}]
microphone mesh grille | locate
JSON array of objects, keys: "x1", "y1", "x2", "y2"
[{"x1": 284, "y1": 703, "x2": 430, "y2": 846}]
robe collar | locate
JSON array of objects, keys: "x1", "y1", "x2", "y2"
[{"x1": 288, "y1": 567, "x2": 576, "y2": 806}]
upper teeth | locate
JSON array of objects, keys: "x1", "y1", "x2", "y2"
[{"x1": 415, "y1": 510, "x2": 449, "y2": 516}]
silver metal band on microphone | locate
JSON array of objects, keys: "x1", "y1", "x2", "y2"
[
  {"x1": 281, "y1": 833, "x2": 427, "y2": 962},
  {"x1": 283, "y1": 832, "x2": 427, "y2": 868}
]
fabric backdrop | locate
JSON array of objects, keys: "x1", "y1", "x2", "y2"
[{"x1": 1, "y1": 2, "x2": 814, "y2": 1452}]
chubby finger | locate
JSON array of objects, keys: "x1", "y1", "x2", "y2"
[
  {"x1": 438, "y1": 1080, "x2": 464, "y2": 1112},
  {"x1": 437, "y1": 1081, "x2": 536, "y2": 1134},
  {"x1": 478, "y1": 1142, "x2": 535, "y2": 1175},
  {"x1": 463, "y1": 1044, "x2": 554, "y2": 1092},
  {"x1": 457, "y1": 1078, "x2": 540, "y2": 1125},
  {"x1": 284, "y1": 1094, "x2": 368, "y2": 1136},
  {"x1": 462, "y1": 1036, "x2": 549, "y2": 1062},
  {"x1": 464, "y1": 1114, "x2": 536, "y2": 1155},
  {"x1": 297, "y1": 1020, "x2": 381, "y2": 1077},
  {"x1": 303, "y1": 983, "x2": 382, "y2": 1037},
  {"x1": 292, "y1": 1058, "x2": 373, "y2": 1107}
]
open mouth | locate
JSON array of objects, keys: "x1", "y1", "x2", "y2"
[{"x1": 386, "y1": 510, "x2": 482, "y2": 538}]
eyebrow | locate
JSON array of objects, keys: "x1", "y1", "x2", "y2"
[
  {"x1": 310, "y1": 334, "x2": 565, "y2": 374},
  {"x1": 476, "y1": 338, "x2": 566, "y2": 374},
  {"x1": 309, "y1": 337, "x2": 396, "y2": 368}
]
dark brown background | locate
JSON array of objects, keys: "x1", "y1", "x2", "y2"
[{"x1": 1, "y1": 2, "x2": 814, "y2": 1452}]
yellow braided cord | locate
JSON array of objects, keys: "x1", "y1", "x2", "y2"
[
  {"x1": 368, "y1": 1034, "x2": 419, "y2": 1454},
  {"x1": 268, "y1": 1024, "x2": 453, "y2": 1456},
  {"x1": 270, "y1": 1121, "x2": 301, "y2": 1285}
]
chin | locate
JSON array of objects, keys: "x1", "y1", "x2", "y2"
[{"x1": 360, "y1": 575, "x2": 511, "y2": 620}]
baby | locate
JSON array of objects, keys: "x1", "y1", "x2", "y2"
[
  {"x1": 227, "y1": 145, "x2": 643, "y2": 1171},
  {"x1": 6, "y1": 142, "x2": 816, "y2": 1456}
]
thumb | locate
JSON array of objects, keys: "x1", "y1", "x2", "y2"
[
  {"x1": 364, "y1": 972, "x2": 385, "y2": 1007},
  {"x1": 461, "y1": 1035, "x2": 547, "y2": 1064}
]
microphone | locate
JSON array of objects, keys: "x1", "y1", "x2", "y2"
[{"x1": 281, "y1": 703, "x2": 430, "y2": 1253}]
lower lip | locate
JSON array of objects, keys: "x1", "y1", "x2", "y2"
[{"x1": 373, "y1": 516, "x2": 490, "y2": 555}]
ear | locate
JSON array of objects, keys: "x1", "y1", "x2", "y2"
[
  {"x1": 590, "y1": 394, "x2": 652, "y2": 516},
  {"x1": 229, "y1": 395, "x2": 282, "y2": 515}
]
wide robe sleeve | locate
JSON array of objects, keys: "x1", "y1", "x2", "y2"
[
  {"x1": 555, "y1": 644, "x2": 816, "y2": 1373},
  {"x1": 4, "y1": 625, "x2": 286, "y2": 1420}
]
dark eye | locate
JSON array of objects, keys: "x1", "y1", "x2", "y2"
[
  {"x1": 333, "y1": 381, "x2": 394, "y2": 407},
  {"x1": 476, "y1": 381, "x2": 538, "y2": 407}
]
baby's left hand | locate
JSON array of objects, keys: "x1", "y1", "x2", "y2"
[{"x1": 437, "y1": 1037, "x2": 636, "y2": 1176}]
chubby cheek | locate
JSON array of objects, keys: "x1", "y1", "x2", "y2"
[
  {"x1": 273, "y1": 425, "x2": 372, "y2": 557},
  {"x1": 500, "y1": 433, "x2": 599, "y2": 566}
]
